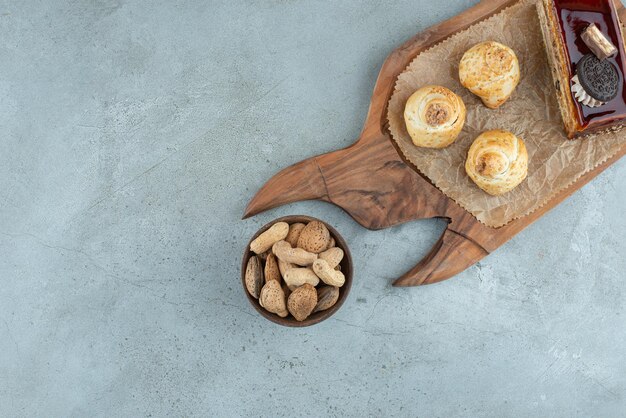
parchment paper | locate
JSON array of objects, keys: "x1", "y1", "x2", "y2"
[{"x1": 387, "y1": 0, "x2": 626, "y2": 228}]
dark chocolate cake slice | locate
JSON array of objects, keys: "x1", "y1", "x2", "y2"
[{"x1": 537, "y1": 0, "x2": 626, "y2": 138}]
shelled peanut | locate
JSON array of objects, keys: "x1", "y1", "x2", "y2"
[{"x1": 245, "y1": 219, "x2": 346, "y2": 322}]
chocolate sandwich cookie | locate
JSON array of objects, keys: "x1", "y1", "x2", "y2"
[{"x1": 576, "y1": 53, "x2": 619, "y2": 103}]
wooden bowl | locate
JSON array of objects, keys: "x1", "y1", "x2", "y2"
[{"x1": 241, "y1": 215, "x2": 353, "y2": 327}]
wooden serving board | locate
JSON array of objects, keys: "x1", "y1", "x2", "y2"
[{"x1": 244, "y1": 0, "x2": 626, "y2": 287}]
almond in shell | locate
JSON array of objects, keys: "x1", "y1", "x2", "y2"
[
  {"x1": 287, "y1": 283, "x2": 317, "y2": 321},
  {"x1": 264, "y1": 253, "x2": 281, "y2": 283},
  {"x1": 314, "y1": 286, "x2": 340, "y2": 312},
  {"x1": 297, "y1": 221, "x2": 330, "y2": 254},
  {"x1": 285, "y1": 223, "x2": 306, "y2": 247},
  {"x1": 259, "y1": 280, "x2": 288, "y2": 317},
  {"x1": 244, "y1": 255, "x2": 263, "y2": 299}
]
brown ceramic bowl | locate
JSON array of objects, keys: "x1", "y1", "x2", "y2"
[{"x1": 241, "y1": 215, "x2": 353, "y2": 327}]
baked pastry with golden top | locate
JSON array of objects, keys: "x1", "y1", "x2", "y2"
[
  {"x1": 459, "y1": 41, "x2": 520, "y2": 109},
  {"x1": 465, "y1": 130, "x2": 528, "y2": 195},
  {"x1": 403, "y1": 85, "x2": 466, "y2": 148}
]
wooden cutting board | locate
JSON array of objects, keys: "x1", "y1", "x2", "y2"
[{"x1": 244, "y1": 0, "x2": 626, "y2": 287}]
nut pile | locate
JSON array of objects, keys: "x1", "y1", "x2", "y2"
[{"x1": 245, "y1": 220, "x2": 346, "y2": 321}]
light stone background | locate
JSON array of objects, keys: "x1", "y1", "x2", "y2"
[{"x1": 0, "y1": 1, "x2": 624, "y2": 417}]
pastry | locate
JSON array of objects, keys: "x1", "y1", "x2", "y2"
[
  {"x1": 465, "y1": 130, "x2": 528, "y2": 196},
  {"x1": 537, "y1": 0, "x2": 626, "y2": 138},
  {"x1": 403, "y1": 85, "x2": 466, "y2": 148},
  {"x1": 459, "y1": 41, "x2": 520, "y2": 109}
]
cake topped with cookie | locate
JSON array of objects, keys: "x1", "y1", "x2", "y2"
[{"x1": 537, "y1": 0, "x2": 626, "y2": 138}]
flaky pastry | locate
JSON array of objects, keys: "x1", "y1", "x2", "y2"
[
  {"x1": 459, "y1": 41, "x2": 520, "y2": 109},
  {"x1": 465, "y1": 130, "x2": 528, "y2": 195},
  {"x1": 403, "y1": 85, "x2": 466, "y2": 148}
]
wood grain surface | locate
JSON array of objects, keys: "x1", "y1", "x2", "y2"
[{"x1": 244, "y1": 0, "x2": 626, "y2": 286}]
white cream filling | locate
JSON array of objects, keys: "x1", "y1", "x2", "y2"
[{"x1": 571, "y1": 75, "x2": 605, "y2": 108}]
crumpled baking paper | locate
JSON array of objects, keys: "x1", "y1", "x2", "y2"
[{"x1": 387, "y1": 0, "x2": 626, "y2": 227}]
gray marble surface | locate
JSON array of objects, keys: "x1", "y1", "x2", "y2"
[{"x1": 1, "y1": 0, "x2": 625, "y2": 416}]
